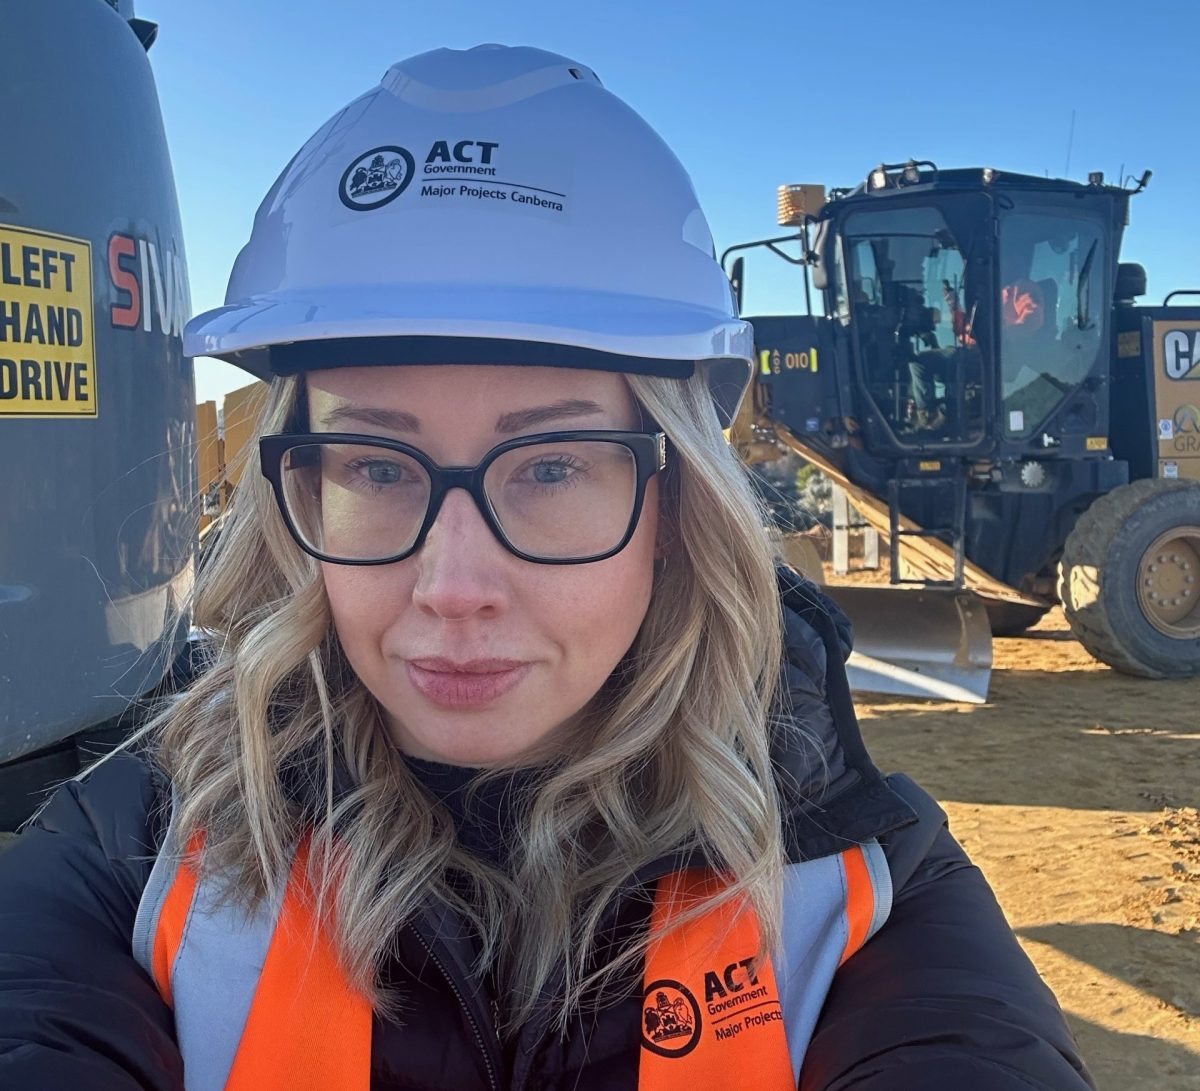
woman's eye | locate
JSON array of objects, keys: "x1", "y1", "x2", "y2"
[
  {"x1": 364, "y1": 461, "x2": 401, "y2": 484},
  {"x1": 342, "y1": 457, "x2": 409, "y2": 486},
  {"x1": 516, "y1": 455, "x2": 586, "y2": 488},
  {"x1": 531, "y1": 461, "x2": 571, "y2": 484}
]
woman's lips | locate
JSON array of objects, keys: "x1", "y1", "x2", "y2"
[{"x1": 405, "y1": 660, "x2": 531, "y2": 709}]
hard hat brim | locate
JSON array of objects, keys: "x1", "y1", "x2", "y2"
[{"x1": 184, "y1": 285, "x2": 753, "y2": 425}]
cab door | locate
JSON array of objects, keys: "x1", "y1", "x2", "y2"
[{"x1": 835, "y1": 194, "x2": 995, "y2": 456}]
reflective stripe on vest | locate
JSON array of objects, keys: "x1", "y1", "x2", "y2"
[
  {"x1": 134, "y1": 817, "x2": 890, "y2": 1091},
  {"x1": 133, "y1": 832, "x2": 371, "y2": 1091}
]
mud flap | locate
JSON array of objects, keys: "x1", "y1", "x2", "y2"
[{"x1": 824, "y1": 585, "x2": 993, "y2": 704}]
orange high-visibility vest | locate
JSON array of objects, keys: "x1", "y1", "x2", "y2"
[{"x1": 134, "y1": 819, "x2": 890, "y2": 1090}]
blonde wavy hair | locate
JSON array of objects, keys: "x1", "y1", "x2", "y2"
[{"x1": 149, "y1": 366, "x2": 788, "y2": 1034}]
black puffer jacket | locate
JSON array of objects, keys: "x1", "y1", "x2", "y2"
[{"x1": 0, "y1": 574, "x2": 1095, "y2": 1090}]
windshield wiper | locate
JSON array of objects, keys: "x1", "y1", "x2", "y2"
[{"x1": 1076, "y1": 240, "x2": 1098, "y2": 330}]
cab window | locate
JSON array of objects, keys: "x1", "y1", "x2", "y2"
[{"x1": 998, "y1": 210, "x2": 1106, "y2": 438}]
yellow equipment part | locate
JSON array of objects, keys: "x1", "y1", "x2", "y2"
[
  {"x1": 194, "y1": 380, "x2": 268, "y2": 535},
  {"x1": 1150, "y1": 318, "x2": 1200, "y2": 482}
]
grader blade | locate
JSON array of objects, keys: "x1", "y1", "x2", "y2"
[{"x1": 826, "y1": 585, "x2": 993, "y2": 704}]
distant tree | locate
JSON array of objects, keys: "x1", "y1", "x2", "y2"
[{"x1": 796, "y1": 463, "x2": 832, "y2": 517}]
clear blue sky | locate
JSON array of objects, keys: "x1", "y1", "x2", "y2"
[{"x1": 138, "y1": 0, "x2": 1199, "y2": 405}]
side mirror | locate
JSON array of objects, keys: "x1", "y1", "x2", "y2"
[{"x1": 730, "y1": 257, "x2": 745, "y2": 313}]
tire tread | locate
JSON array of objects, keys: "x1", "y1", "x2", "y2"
[{"x1": 1059, "y1": 479, "x2": 1200, "y2": 677}]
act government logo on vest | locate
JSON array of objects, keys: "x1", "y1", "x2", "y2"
[
  {"x1": 641, "y1": 954, "x2": 787, "y2": 1059},
  {"x1": 640, "y1": 979, "x2": 702, "y2": 1058}
]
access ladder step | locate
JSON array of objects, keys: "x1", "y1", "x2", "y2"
[{"x1": 887, "y1": 469, "x2": 968, "y2": 590}]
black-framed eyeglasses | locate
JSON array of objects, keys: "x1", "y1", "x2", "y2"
[{"x1": 259, "y1": 430, "x2": 668, "y2": 566}]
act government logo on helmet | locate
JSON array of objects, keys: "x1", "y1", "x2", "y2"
[
  {"x1": 640, "y1": 979, "x2": 702, "y2": 1058},
  {"x1": 339, "y1": 146, "x2": 416, "y2": 211}
]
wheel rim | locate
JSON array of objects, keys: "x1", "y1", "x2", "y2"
[{"x1": 1136, "y1": 526, "x2": 1200, "y2": 638}]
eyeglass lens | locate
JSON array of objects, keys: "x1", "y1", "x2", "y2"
[{"x1": 279, "y1": 439, "x2": 640, "y2": 561}]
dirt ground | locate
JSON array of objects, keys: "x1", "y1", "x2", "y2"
[{"x1": 838, "y1": 576, "x2": 1200, "y2": 1089}]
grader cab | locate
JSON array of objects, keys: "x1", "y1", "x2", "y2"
[{"x1": 730, "y1": 161, "x2": 1200, "y2": 687}]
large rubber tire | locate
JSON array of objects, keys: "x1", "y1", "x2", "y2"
[
  {"x1": 1058, "y1": 479, "x2": 1200, "y2": 677},
  {"x1": 983, "y1": 600, "x2": 1051, "y2": 637}
]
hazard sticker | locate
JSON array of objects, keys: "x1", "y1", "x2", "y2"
[{"x1": 0, "y1": 224, "x2": 95, "y2": 418}]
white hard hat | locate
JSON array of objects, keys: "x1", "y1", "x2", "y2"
[{"x1": 184, "y1": 44, "x2": 752, "y2": 425}]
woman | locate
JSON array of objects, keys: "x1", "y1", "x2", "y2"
[{"x1": 0, "y1": 45, "x2": 1093, "y2": 1090}]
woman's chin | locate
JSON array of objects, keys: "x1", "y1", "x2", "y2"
[{"x1": 385, "y1": 713, "x2": 555, "y2": 768}]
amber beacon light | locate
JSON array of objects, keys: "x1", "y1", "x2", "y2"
[{"x1": 776, "y1": 183, "x2": 826, "y2": 227}]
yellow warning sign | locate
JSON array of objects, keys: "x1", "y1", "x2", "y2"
[
  {"x1": 0, "y1": 224, "x2": 95, "y2": 418},
  {"x1": 1116, "y1": 330, "x2": 1141, "y2": 359}
]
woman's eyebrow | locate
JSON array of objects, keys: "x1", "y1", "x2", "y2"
[
  {"x1": 494, "y1": 399, "x2": 606, "y2": 434},
  {"x1": 317, "y1": 406, "x2": 421, "y2": 433},
  {"x1": 317, "y1": 399, "x2": 607, "y2": 435}
]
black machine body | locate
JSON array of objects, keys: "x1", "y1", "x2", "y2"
[{"x1": 737, "y1": 163, "x2": 1186, "y2": 598}]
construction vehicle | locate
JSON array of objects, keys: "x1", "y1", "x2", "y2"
[
  {"x1": 726, "y1": 161, "x2": 1200, "y2": 697},
  {"x1": 0, "y1": 0, "x2": 195, "y2": 830}
]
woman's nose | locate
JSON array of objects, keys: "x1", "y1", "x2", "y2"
[{"x1": 409, "y1": 488, "x2": 510, "y2": 620}]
